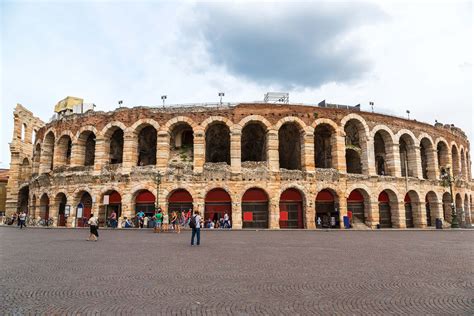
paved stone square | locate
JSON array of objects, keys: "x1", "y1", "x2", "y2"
[{"x1": 0, "y1": 227, "x2": 473, "y2": 315}]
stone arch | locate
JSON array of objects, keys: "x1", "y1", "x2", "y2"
[
  {"x1": 205, "y1": 121, "x2": 231, "y2": 164},
  {"x1": 241, "y1": 187, "x2": 271, "y2": 229},
  {"x1": 436, "y1": 138, "x2": 450, "y2": 174},
  {"x1": 40, "y1": 130, "x2": 55, "y2": 173},
  {"x1": 164, "y1": 116, "x2": 198, "y2": 132},
  {"x1": 460, "y1": 147, "x2": 467, "y2": 180},
  {"x1": 20, "y1": 157, "x2": 31, "y2": 181},
  {"x1": 129, "y1": 119, "x2": 160, "y2": 135},
  {"x1": 315, "y1": 187, "x2": 340, "y2": 228},
  {"x1": 168, "y1": 119, "x2": 195, "y2": 165},
  {"x1": 200, "y1": 116, "x2": 234, "y2": 132},
  {"x1": 33, "y1": 143, "x2": 41, "y2": 174},
  {"x1": 279, "y1": 186, "x2": 306, "y2": 229},
  {"x1": 455, "y1": 193, "x2": 463, "y2": 225},
  {"x1": 419, "y1": 137, "x2": 436, "y2": 180},
  {"x1": 463, "y1": 193, "x2": 470, "y2": 225},
  {"x1": 346, "y1": 186, "x2": 373, "y2": 228},
  {"x1": 274, "y1": 116, "x2": 307, "y2": 131},
  {"x1": 100, "y1": 121, "x2": 128, "y2": 138},
  {"x1": 404, "y1": 190, "x2": 423, "y2": 228},
  {"x1": 39, "y1": 192, "x2": 50, "y2": 220},
  {"x1": 451, "y1": 143, "x2": 460, "y2": 178},
  {"x1": 76, "y1": 129, "x2": 97, "y2": 167},
  {"x1": 398, "y1": 131, "x2": 418, "y2": 177},
  {"x1": 278, "y1": 120, "x2": 305, "y2": 170},
  {"x1": 55, "y1": 133, "x2": 73, "y2": 167},
  {"x1": 241, "y1": 120, "x2": 268, "y2": 163},
  {"x1": 442, "y1": 192, "x2": 452, "y2": 223},
  {"x1": 101, "y1": 122, "x2": 127, "y2": 165},
  {"x1": 425, "y1": 191, "x2": 440, "y2": 227},
  {"x1": 238, "y1": 115, "x2": 272, "y2": 131},
  {"x1": 342, "y1": 115, "x2": 369, "y2": 174},
  {"x1": 372, "y1": 125, "x2": 396, "y2": 176},
  {"x1": 378, "y1": 188, "x2": 400, "y2": 228},
  {"x1": 53, "y1": 192, "x2": 68, "y2": 226},
  {"x1": 313, "y1": 119, "x2": 338, "y2": 169}
]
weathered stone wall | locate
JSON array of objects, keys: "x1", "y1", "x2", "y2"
[{"x1": 6, "y1": 103, "x2": 473, "y2": 228}]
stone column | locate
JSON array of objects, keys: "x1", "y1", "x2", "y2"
[
  {"x1": 333, "y1": 133, "x2": 346, "y2": 173},
  {"x1": 70, "y1": 142, "x2": 82, "y2": 168},
  {"x1": 430, "y1": 149, "x2": 440, "y2": 180},
  {"x1": 122, "y1": 133, "x2": 136, "y2": 172},
  {"x1": 269, "y1": 198, "x2": 280, "y2": 229},
  {"x1": 94, "y1": 136, "x2": 106, "y2": 172},
  {"x1": 391, "y1": 143, "x2": 402, "y2": 177},
  {"x1": 338, "y1": 196, "x2": 348, "y2": 228},
  {"x1": 411, "y1": 145, "x2": 422, "y2": 178},
  {"x1": 413, "y1": 202, "x2": 426, "y2": 228},
  {"x1": 447, "y1": 148, "x2": 453, "y2": 177},
  {"x1": 157, "y1": 131, "x2": 170, "y2": 171},
  {"x1": 302, "y1": 132, "x2": 315, "y2": 173},
  {"x1": 232, "y1": 201, "x2": 242, "y2": 229},
  {"x1": 392, "y1": 201, "x2": 406, "y2": 228},
  {"x1": 366, "y1": 200, "x2": 378, "y2": 228},
  {"x1": 193, "y1": 129, "x2": 205, "y2": 173},
  {"x1": 230, "y1": 129, "x2": 241, "y2": 174},
  {"x1": 267, "y1": 130, "x2": 279, "y2": 172},
  {"x1": 305, "y1": 198, "x2": 316, "y2": 229},
  {"x1": 366, "y1": 138, "x2": 377, "y2": 176}
]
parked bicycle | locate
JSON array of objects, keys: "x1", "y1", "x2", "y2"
[{"x1": 38, "y1": 218, "x2": 54, "y2": 226}]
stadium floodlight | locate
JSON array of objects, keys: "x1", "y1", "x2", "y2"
[
  {"x1": 218, "y1": 92, "x2": 225, "y2": 104},
  {"x1": 161, "y1": 95, "x2": 167, "y2": 107}
]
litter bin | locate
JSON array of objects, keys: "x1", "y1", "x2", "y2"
[
  {"x1": 376, "y1": 224, "x2": 381, "y2": 229},
  {"x1": 435, "y1": 218, "x2": 443, "y2": 229},
  {"x1": 343, "y1": 216, "x2": 351, "y2": 229}
]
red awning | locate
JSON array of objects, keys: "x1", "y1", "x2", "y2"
[
  {"x1": 169, "y1": 189, "x2": 193, "y2": 203},
  {"x1": 316, "y1": 189, "x2": 334, "y2": 202},
  {"x1": 205, "y1": 188, "x2": 231, "y2": 203},
  {"x1": 280, "y1": 188, "x2": 303, "y2": 202},
  {"x1": 347, "y1": 190, "x2": 364, "y2": 202},
  {"x1": 242, "y1": 188, "x2": 268, "y2": 202},
  {"x1": 136, "y1": 191, "x2": 155, "y2": 204}
]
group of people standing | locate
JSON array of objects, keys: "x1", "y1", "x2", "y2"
[{"x1": 9, "y1": 211, "x2": 27, "y2": 228}]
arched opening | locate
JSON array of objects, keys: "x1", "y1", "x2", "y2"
[
  {"x1": 278, "y1": 122, "x2": 302, "y2": 170},
  {"x1": 137, "y1": 125, "x2": 157, "y2": 166},
  {"x1": 420, "y1": 138, "x2": 435, "y2": 179},
  {"x1": 77, "y1": 131, "x2": 96, "y2": 167},
  {"x1": 437, "y1": 141, "x2": 449, "y2": 173},
  {"x1": 57, "y1": 135, "x2": 72, "y2": 166},
  {"x1": 168, "y1": 189, "x2": 193, "y2": 215},
  {"x1": 279, "y1": 188, "x2": 303, "y2": 229},
  {"x1": 344, "y1": 119, "x2": 365, "y2": 174},
  {"x1": 347, "y1": 189, "x2": 369, "y2": 226},
  {"x1": 170, "y1": 123, "x2": 194, "y2": 164},
  {"x1": 404, "y1": 193, "x2": 414, "y2": 228},
  {"x1": 31, "y1": 195, "x2": 37, "y2": 218},
  {"x1": 100, "y1": 190, "x2": 121, "y2": 227},
  {"x1": 20, "y1": 158, "x2": 31, "y2": 181},
  {"x1": 21, "y1": 123, "x2": 27, "y2": 141},
  {"x1": 205, "y1": 122, "x2": 230, "y2": 164},
  {"x1": 40, "y1": 193, "x2": 50, "y2": 220},
  {"x1": 76, "y1": 191, "x2": 92, "y2": 228},
  {"x1": 425, "y1": 191, "x2": 439, "y2": 227},
  {"x1": 442, "y1": 192, "x2": 452, "y2": 223},
  {"x1": 109, "y1": 128, "x2": 124, "y2": 164},
  {"x1": 314, "y1": 124, "x2": 335, "y2": 169},
  {"x1": 399, "y1": 134, "x2": 416, "y2": 177},
  {"x1": 55, "y1": 193, "x2": 67, "y2": 227},
  {"x1": 451, "y1": 145, "x2": 460, "y2": 177},
  {"x1": 17, "y1": 186, "x2": 29, "y2": 214},
  {"x1": 378, "y1": 191, "x2": 395, "y2": 228},
  {"x1": 134, "y1": 190, "x2": 156, "y2": 219},
  {"x1": 241, "y1": 123, "x2": 267, "y2": 163},
  {"x1": 242, "y1": 188, "x2": 269, "y2": 229},
  {"x1": 460, "y1": 149, "x2": 467, "y2": 179},
  {"x1": 42, "y1": 131, "x2": 55, "y2": 172},
  {"x1": 316, "y1": 189, "x2": 339, "y2": 229},
  {"x1": 374, "y1": 131, "x2": 394, "y2": 176},
  {"x1": 205, "y1": 188, "x2": 231, "y2": 227}
]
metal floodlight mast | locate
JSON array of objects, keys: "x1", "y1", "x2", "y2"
[
  {"x1": 161, "y1": 95, "x2": 167, "y2": 107},
  {"x1": 218, "y1": 92, "x2": 225, "y2": 104}
]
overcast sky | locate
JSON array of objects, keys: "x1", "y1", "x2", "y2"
[{"x1": 1, "y1": 0, "x2": 472, "y2": 169}]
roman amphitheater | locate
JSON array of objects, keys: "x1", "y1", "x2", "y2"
[{"x1": 5, "y1": 97, "x2": 473, "y2": 229}]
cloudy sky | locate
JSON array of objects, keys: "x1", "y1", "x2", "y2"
[{"x1": 0, "y1": 0, "x2": 472, "y2": 168}]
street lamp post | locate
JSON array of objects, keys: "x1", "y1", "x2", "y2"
[{"x1": 441, "y1": 167, "x2": 459, "y2": 228}]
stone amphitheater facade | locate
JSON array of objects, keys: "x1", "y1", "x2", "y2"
[{"x1": 6, "y1": 102, "x2": 473, "y2": 229}]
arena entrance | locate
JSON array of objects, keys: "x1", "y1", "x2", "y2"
[
  {"x1": 316, "y1": 189, "x2": 339, "y2": 228},
  {"x1": 205, "y1": 188, "x2": 231, "y2": 226},
  {"x1": 100, "y1": 191, "x2": 121, "y2": 227},
  {"x1": 404, "y1": 194, "x2": 414, "y2": 228},
  {"x1": 168, "y1": 189, "x2": 193, "y2": 215},
  {"x1": 77, "y1": 192, "x2": 92, "y2": 227},
  {"x1": 347, "y1": 190, "x2": 365, "y2": 224},
  {"x1": 18, "y1": 186, "x2": 29, "y2": 214},
  {"x1": 242, "y1": 188, "x2": 269, "y2": 229},
  {"x1": 279, "y1": 189, "x2": 303, "y2": 229},
  {"x1": 135, "y1": 190, "x2": 156, "y2": 218},
  {"x1": 55, "y1": 193, "x2": 67, "y2": 227},
  {"x1": 39, "y1": 193, "x2": 50, "y2": 221},
  {"x1": 378, "y1": 191, "x2": 392, "y2": 228}
]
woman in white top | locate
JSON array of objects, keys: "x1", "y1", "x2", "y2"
[
  {"x1": 163, "y1": 212, "x2": 169, "y2": 231},
  {"x1": 87, "y1": 214, "x2": 99, "y2": 241}
]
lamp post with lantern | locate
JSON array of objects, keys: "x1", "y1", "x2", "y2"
[{"x1": 440, "y1": 166, "x2": 459, "y2": 228}]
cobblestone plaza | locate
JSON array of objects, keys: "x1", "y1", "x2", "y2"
[{"x1": 1, "y1": 228, "x2": 473, "y2": 315}]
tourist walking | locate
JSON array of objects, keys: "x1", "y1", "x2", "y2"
[
  {"x1": 18, "y1": 211, "x2": 27, "y2": 229},
  {"x1": 136, "y1": 210, "x2": 145, "y2": 228},
  {"x1": 190, "y1": 210, "x2": 202, "y2": 246},
  {"x1": 87, "y1": 213, "x2": 99, "y2": 241},
  {"x1": 224, "y1": 212, "x2": 230, "y2": 228},
  {"x1": 170, "y1": 211, "x2": 180, "y2": 233},
  {"x1": 109, "y1": 210, "x2": 117, "y2": 228},
  {"x1": 154, "y1": 209, "x2": 163, "y2": 233}
]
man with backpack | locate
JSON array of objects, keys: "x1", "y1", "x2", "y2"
[{"x1": 190, "y1": 210, "x2": 202, "y2": 246}]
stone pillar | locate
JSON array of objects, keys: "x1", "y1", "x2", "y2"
[
  {"x1": 366, "y1": 200, "x2": 378, "y2": 228},
  {"x1": 338, "y1": 196, "x2": 348, "y2": 228},
  {"x1": 157, "y1": 131, "x2": 170, "y2": 171},
  {"x1": 430, "y1": 149, "x2": 440, "y2": 180},
  {"x1": 391, "y1": 143, "x2": 402, "y2": 177},
  {"x1": 230, "y1": 129, "x2": 241, "y2": 174},
  {"x1": 267, "y1": 130, "x2": 279, "y2": 172},
  {"x1": 392, "y1": 201, "x2": 406, "y2": 228},
  {"x1": 413, "y1": 202, "x2": 426, "y2": 228},
  {"x1": 302, "y1": 132, "x2": 315, "y2": 173},
  {"x1": 305, "y1": 198, "x2": 316, "y2": 229},
  {"x1": 70, "y1": 142, "x2": 82, "y2": 168},
  {"x1": 94, "y1": 136, "x2": 106, "y2": 172},
  {"x1": 447, "y1": 148, "x2": 453, "y2": 177},
  {"x1": 193, "y1": 129, "x2": 205, "y2": 173},
  {"x1": 232, "y1": 201, "x2": 242, "y2": 229},
  {"x1": 333, "y1": 133, "x2": 346, "y2": 173},
  {"x1": 269, "y1": 198, "x2": 280, "y2": 229},
  {"x1": 122, "y1": 133, "x2": 136, "y2": 172},
  {"x1": 366, "y1": 138, "x2": 377, "y2": 176},
  {"x1": 411, "y1": 145, "x2": 422, "y2": 178}
]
